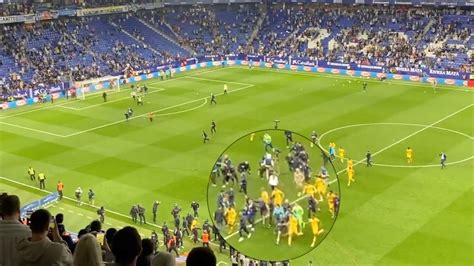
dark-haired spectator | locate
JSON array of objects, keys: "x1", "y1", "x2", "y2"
[
  {"x1": 112, "y1": 226, "x2": 142, "y2": 266},
  {"x1": 54, "y1": 213, "x2": 75, "y2": 253},
  {"x1": 73, "y1": 233, "x2": 103, "y2": 266},
  {"x1": 90, "y1": 219, "x2": 103, "y2": 234},
  {"x1": 17, "y1": 208, "x2": 73, "y2": 266},
  {"x1": 186, "y1": 247, "x2": 217, "y2": 266},
  {"x1": 0, "y1": 195, "x2": 31, "y2": 266},
  {"x1": 137, "y1": 238, "x2": 155, "y2": 266},
  {"x1": 104, "y1": 227, "x2": 118, "y2": 262}
]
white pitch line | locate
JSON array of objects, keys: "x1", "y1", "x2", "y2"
[
  {"x1": 0, "y1": 67, "x2": 228, "y2": 121},
  {"x1": 69, "y1": 88, "x2": 166, "y2": 111},
  {"x1": 0, "y1": 121, "x2": 66, "y2": 138},
  {"x1": 224, "y1": 103, "x2": 473, "y2": 240},
  {"x1": 63, "y1": 84, "x2": 254, "y2": 138}
]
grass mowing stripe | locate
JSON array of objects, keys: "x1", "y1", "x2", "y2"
[{"x1": 0, "y1": 121, "x2": 67, "y2": 138}]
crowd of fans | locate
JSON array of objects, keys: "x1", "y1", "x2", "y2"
[
  {"x1": 0, "y1": 4, "x2": 471, "y2": 98},
  {"x1": 0, "y1": 193, "x2": 220, "y2": 266}
]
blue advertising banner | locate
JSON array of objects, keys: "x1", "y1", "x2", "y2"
[{"x1": 21, "y1": 192, "x2": 59, "y2": 217}]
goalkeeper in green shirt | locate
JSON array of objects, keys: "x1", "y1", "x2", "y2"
[{"x1": 292, "y1": 203, "x2": 305, "y2": 235}]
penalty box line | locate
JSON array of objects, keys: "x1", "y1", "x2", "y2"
[
  {"x1": 0, "y1": 67, "x2": 230, "y2": 121},
  {"x1": 0, "y1": 176, "x2": 221, "y2": 247},
  {"x1": 56, "y1": 88, "x2": 166, "y2": 111},
  {"x1": 224, "y1": 103, "x2": 473, "y2": 240}
]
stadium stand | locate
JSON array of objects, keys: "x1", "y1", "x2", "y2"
[{"x1": 0, "y1": 3, "x2": 472, "y2": 98}]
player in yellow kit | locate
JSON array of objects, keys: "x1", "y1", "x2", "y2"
[
  {"x1": 288, "y1": 214, "x2": 299, "y2": 246},
  {"x1": 261, "y1": 188, "x2": 270, "y2": 204},
  {"x1": 406, "y1": 147, "x2": 413, "y2": 164},
  {"x1": 272, "y1": 188, "x2": 285, "y2": 206},
  {"x1": 250, "y1": 133, "x2": 256, "y2": 142},
  {"x1": 309, "y1": 216, "x2": 324, "y2": 247},
  {"x1": 225, "y1": 207, "x2": 237, "y2": 233},
  {"x1": 301, "y1": 183, "x2": 317, "y2": 198},
  {"x1": 347, "y1": 158, "x2": 353, "y2": 169},
  {"x1": 315, "y1": 176, "x2": 327, "y2": 202},
  {"x1": 347, "y1": 167, "x2": 355, "y2": 187},
  {"x1": 338, "y1": 147, "x2": 345, "y2": 163},
  {"x1": 327, "y1": 191, "x2": 336, "y2": 219}
]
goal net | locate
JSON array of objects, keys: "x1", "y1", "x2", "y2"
[{"x1": 74, "y1": 75, "x2": 121, "y2": 100}]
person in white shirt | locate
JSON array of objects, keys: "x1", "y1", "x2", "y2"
[
  {"x1": 268, "y1": 171, "x2": 279, "y2": 191},
  {"x1": 0, "y1": 195, "x2": 32, "y2": 266}
]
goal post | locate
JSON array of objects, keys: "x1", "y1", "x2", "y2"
[{"x1": 74, "y1": 75, "x2": 121, "y2": 100}]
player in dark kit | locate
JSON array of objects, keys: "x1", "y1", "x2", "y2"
[
  {"x1": 239, "y1": 173, "x2": 248, "y2": 195},
  {"x1": 138, "y1": 204, "x2": 146, "y2": 224},
  {"x1": 308, "y1": 195, "x2": 318, "y2": 219},
  {"x1": 102, "y1": 92, "x2": 107, "y2": 102},
  {"x1": 363, "y1": 81, "x2": 368, "y2": 91},
  {"x1": 151, "y1": 230, "x2": 159, "y2": 253},
  {"x1": 182, "y1": 217, "x2": 190, "y2": 236},
  {"x1": 152, "y1": 201, "x2": 160, "y2": 223},
  {"x1": 238, "y1": 161, "x2": 251, "y2": 174},
  {"x1": 440, "y1": 152, "x2": 447, "y2": 169},
  {"x1": 238, "y1": 212, "x2": 252, "y2": 242},
  {"x1": 210, "y1": 93, "x2": 217, "y2": 105},
  {"x1": 203, "y1": 131, "x2": 210, "y2": 143},
  {"x1": 174, "y1": 215, "x2": 180, "y2": 228},
  {"x1": 214, "y1": 207, "x2": 225, "y2": 228},
  {"x1": 191, "y1": 201, "x2": 200, "y2": 217},
  {"x1": 211, "y1": 120, "x2": 217, "y2": 134},
  {"x1": 171, "y1": 204, "x2": 181, "y2": 220},
  {"x1": 161, "y1": 222, "x2": 170, "y2": 244},
  {"x1": 125, "y1": 107, "x2": 133, "y2": 121},
  {"x1": 284, "y1": 130, "x2": 293, "y2": 147},
  {"x1": 130, "y1": 205, "x2": 138, "y2": 223},
  {"x1": 366, "y1": 151, "x2": 373, "y2": 167},
  {"x1": 97, "y1": 206, "x2": 105, "y2": 223}
]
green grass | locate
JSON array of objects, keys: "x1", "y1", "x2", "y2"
[{"x1": 0, "y1": 66, "x2": 472, "y2": 265}]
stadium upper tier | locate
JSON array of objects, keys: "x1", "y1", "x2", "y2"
[{"x1": 0, "y1": 4, "x2": 472, "y2": 95}]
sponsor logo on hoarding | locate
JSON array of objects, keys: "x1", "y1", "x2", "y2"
[
  {"x1": 96, "y1": 83, "x2": 103, "y2": 90},
  {"x1": 16, "y1": 99, "x2": 26, "y2": 106},
  {"x1": 303, "y1": 66, "x2": 312, "y2": 72},
  {"x1": 179, "y1": 67, "x2": 186, "y2": 72},
  {"x1": 393, "y1": 74, "x2": 403, "y2": 80},
  {"x1": 147, "y1": 74, "x2": 153, "y2": 79},
  {"x1": 376, "y1": 73, "x2": 386, "y2": 78},
  {"x1": 331, "y1": 69, "x2": 340, "y2": 74},
  {"x1": 228, "y1": 60, "x2": 235, "y2": 65},
  {"x1": 199, "y1": 63, "x2": 206, "y2": 67},
  {"x1": 277, "y1": 64, "x2": 285, "y2": 69},
  {"x1": 361, "y1": 71, "x2": 371, "y2": 77},
  {"x1": 134, "y1": 76, "x2": 142, "y2": 81},
  {"x1": 83, "y1": 87, "x2": 90, "y2": 93},
  {"x1": 290, "y1": 65, "x2": 298, "y2": 70},
  {"x1": 212, "y1": 61, "x2": 221, "y2": 66},
  {"x1": 1, "y1": 103, "x2": 9, "y2": 109},
  {"x1": 241, "y1": 61, "x2": 248, "y2": 65},
  {"x1": 317, "y1": 68, "x2": 325, "y2": 73},
  {"x1": 444, "y1": 79, "x2": 455, "y2": 85},
  {"x1": 409, "y1": 76, "x2": 420, "y2": 81},
  {"x1": 426, "y1": 77, "x2": 435, "y2": 83},
  {"x1": 347, "y1": 70, "x2": 355, "y2": 76},
  {"x1": 265, "y1": 63, "x2": 272, "y2": 68},
  {"x1": 52, "y1": 93, "x2": 60, "y2": 99}
]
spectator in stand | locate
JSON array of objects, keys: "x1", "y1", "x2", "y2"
[
  {"x1": 16, "y1": 208, "x2": 73, "y2": 266},
  {"x1": 151, "y1": 250, "x2": 175, "y2": 266},
  {"x1": 73, "y1": 233, "x2": 103, "y2": 266},
  {"x1": 104, "y1": 227, "x2": 118, "y2": 263},
  {"x1": 137, "y1": 238, "x2": 155, "y2": 266},
  {"x1": 186, "y1": 247, "x2": 217, "y2": 266},
  {"x1": 112, "y1": 226, "x2": 142, "y2": 266},
  {"x1": 0, "y1": 195, "x2": 32, "y2": 266},
  {"x1": 54, "y1": 213, "x2": 75, "y2": 252}
]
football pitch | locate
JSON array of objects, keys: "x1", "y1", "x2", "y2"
[{"x1": 0, "y1": 66, "x2": 472, "y2": 265}]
